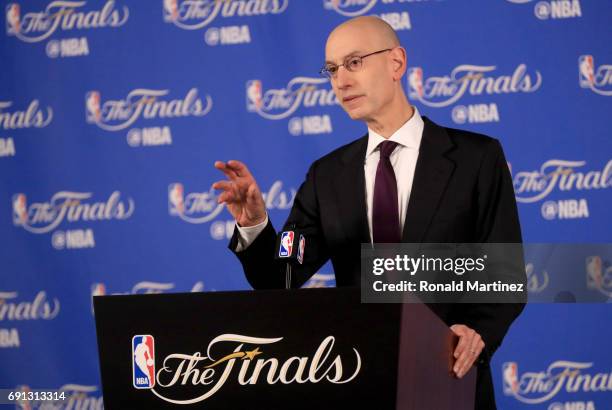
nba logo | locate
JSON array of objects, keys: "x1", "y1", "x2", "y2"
[
  {"x1": 408, "y1": 67, "x2": 424, "y2": 99},
  {"x1": 163, "y1": 0, "x2": 178, "y2": 22},
  {"x1": 323, "y1": 0, "x2": 340, "y2": 9},
  {"x1": 297, "y1": 234, "x2": 305, "y2": 264},
  {"x1": 168, "y1": 183, "x2": 184, "y2": 215},
  {"x1": 502, "y1": 362, "x2": 519, "y2": 395},
  {"x1": 15, "y1": 385, "x2": 31, "y2": 410},
  {"x1": 91, "y1": 283, "x2": 106, "y2": 315},
  {"x1": 12, "y1": 193, "x2": 27, "y2": 225},
  {"x1": 6, "y1": 4, "x2": 20, "y2": 35},
  {"x1": 579, "y1": 55, "x2": 595, "y2": 88},
  {"x1": 246, "y1": 80, "x2": 263, "y2": 111},
  {"x1": 85, "y1": 91, "x2": 101, "y2": 123},
  {"x1": 132, "y1": 335, "x2": 155, "y2": 389},
  {"x1": 586, "y1": 256, "x2": 603, "y2": 289},
  {"x1": 91, "y1": 283, "x2": 106, "y2": 298},
  {"x1": 279, "y1": 231, "x2": 294, "y2": 258}
]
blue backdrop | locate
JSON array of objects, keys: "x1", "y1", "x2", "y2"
[{"x1": 1, "y1": 0, "x2": 610, "y2": 408}]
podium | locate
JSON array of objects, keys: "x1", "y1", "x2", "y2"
[{"x1": 94, "y1": 287, "x2": 476, "y2": 409}]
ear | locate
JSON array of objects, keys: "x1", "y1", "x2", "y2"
[{"x1": 390, "y1": 47, "x2": 407, "y2": 81}]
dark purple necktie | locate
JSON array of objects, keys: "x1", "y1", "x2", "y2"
[{"x1": 373, "y1": 141, "x2": 400, "y2": 243}]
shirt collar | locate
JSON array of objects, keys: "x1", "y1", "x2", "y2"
[{"x1": 366, "y1": 106, "x2": 424, "y2": 157}]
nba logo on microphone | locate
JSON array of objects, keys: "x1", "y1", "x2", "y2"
[
  {"x1": 279, "y1": 231, "x2": 294, "y2": 257},
  {"x1": 297, "y1": 234, "x2": 305, "y2": 264},
  {"x1": 132, "y1": 335, "x2": 156, "y2": 389}
]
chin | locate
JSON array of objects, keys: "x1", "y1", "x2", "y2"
[{"x1": 345, "y1": 107, "x2": 367, "y2": 121}]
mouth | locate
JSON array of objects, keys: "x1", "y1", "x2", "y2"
[{"x1": 342, "y1": 95, "x2": 363, "y2": 104}]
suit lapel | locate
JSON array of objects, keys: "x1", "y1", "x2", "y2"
[
  {"x1": 333, "y1": 135, "x2": 371, "y2": 244},
  {"x1": 403, "y1": 117, "x2": 456, "y2": 242}
]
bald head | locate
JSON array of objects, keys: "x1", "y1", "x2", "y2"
[
  {"x1": 326, "y1": 16, "x2": 400, "y2": 59},
  {"x1": 323, "y1": 16, "x2": 411, "y2": 130}
]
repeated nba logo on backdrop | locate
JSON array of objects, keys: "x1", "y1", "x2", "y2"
[
  {"x1": 322, "y1": 0, "x2": 378, "y2": 16},
  {"x1": 512, "y1": 159, "x2": 611, "y2": 221},
  {"x1": 322, "y1": 0, "x2": 413, "y2": 31},
  {"x1": 502, "y1": 362, "x2": 519, "y2": 396},
  {"x1": 12, "y1": 191, "x2": 134, "y2": 250},
  {"x1": 0, "y1": 290, "x2": 61, "y2": 349},
  {"x1": 524, "y1": 262, "x2": 549, "y2": 294},
  {"x1": 4, "y1": 1, "x2": 129, "y2": 58},
  {"x1": 0, "y1": 99, "x2": 53, "y2": 130},
  {"x1": 578, "y1": 55, "x2": 612, "y2": 96},
  {"x1": 85, "y1": 88, "x2": 212, "y2": 147},
  {"x1": 169, "y1": 181, "x2": 296, "y2": 240},
  {"x1": 0, "y1": 98, "x2": 53, "y2": 159},
  {"x1": 168, "y1": 182, "x2": 224, "y2": 224},
  {"x1": 163, "y1": 0, "x2": 288, "y2": 46},
  {"x1": 246, "y1": 78, "x2": 338, "y2": 136},
  {"x1": 501, "y1": 360, "x2": 610, "y2": 407},
  {"x1": 586, "y1": 256, "x2": 612, "y2": 298},
  {"x1": 133, "y1": 335, "x2": 156, "y2": 389},
  {"x1": 506, "y1": 0, "x2": 582, "y2": 20},
  {"x1": 407, "y1": 63, "x2": 542, "y2": 125}
]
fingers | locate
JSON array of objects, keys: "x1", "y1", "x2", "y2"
[
  {"x1": 214, "y1": 161, "x2": 240, "y2": 180},
  {"x1": 246, "y1": 183, "x2": 262, "y2": 204},
  {"x1": 224, "y1": 160, "x2": 252, "y2": 177},
  {"x1": 451, "y1": 324, "x2": 483, "y2": 378},
  {"x1": 458, "y1": 335, "x2": 482, "y2": 378},
  {"x1": 225, "y1": 160, "x2": 248, "y2": 175},
  {"x1": 217, "y1": 191, "x2": 235, "y2": 205},
  {"x1": 212, "y1": 180, "x2": 233, "y2": 192},
  {"x1": 451, "y1": 324, "x2": 469, "y2": 358},
  {"x1": 214, "y1": 160, "x2": 265, "y2": 223}
]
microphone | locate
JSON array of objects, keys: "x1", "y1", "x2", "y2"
[{"x1": 274, "y1": 224, "x2": 306, "y2": 289}]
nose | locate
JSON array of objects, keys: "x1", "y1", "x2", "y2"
[{"x1": 333, "y1": 65, "x2": 353, "y2": 90}]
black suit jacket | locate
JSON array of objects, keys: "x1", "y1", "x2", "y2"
[{"x1": 230, "y1": 116, "x2": 526, "y2": 410}]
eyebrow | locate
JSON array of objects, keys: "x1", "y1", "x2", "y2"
[{"x1": 325, "y1": 50, "x2": 362, "y2": 65}]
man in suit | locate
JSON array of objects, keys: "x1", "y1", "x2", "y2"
[{"x1": 214, "y1": 16, "x2": 525, "y2": 409}]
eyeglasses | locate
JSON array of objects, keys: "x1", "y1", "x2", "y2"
[{"x1": 319, "y1": 48, "x2": 392, "y2": 79}]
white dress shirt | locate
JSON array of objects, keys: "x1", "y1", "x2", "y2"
[
  {"x1": 364, "y1": 107, "x2": 423, "y2": 242},
  {"x1": 235, "y1": 107, "x2": 424, "y2": 249}
]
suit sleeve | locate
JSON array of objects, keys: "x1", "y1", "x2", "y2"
[
  {"x1": 460, "y1": 138, "x2": 527, "y2": 366},
  {"x1": 228, "y1": 162, "x2": 331, "y2": 289}
]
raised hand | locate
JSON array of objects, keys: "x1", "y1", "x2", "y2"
[{"x1": 213, "y1": 160, "x2": 267, "y2": 227}]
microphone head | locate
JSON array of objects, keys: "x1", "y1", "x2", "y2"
[
  {"x1": 278, "y1": 231, "x2": 295, "y2": 258},
  {"x1": 275, "y1": 230, "x2": 306, "y2": 265}
]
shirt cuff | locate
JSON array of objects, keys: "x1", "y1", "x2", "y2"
[{"x1": 234, "y1": 214, "x2": 269, "y2": 252}]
